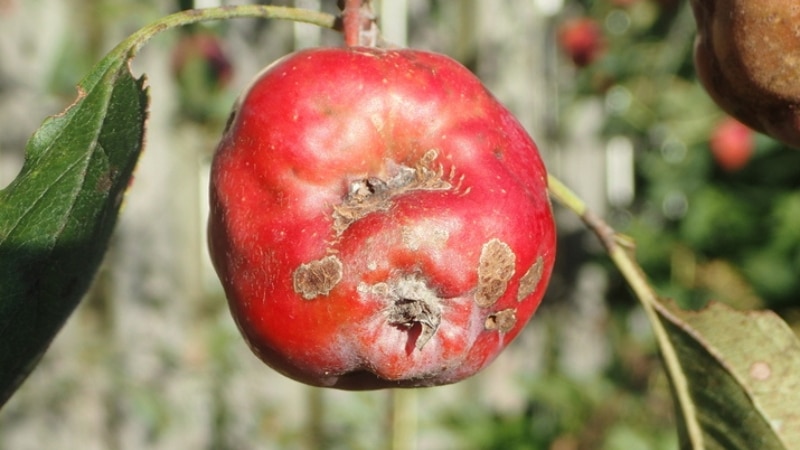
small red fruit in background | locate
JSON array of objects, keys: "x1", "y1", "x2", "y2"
[
  {"x1": 171, "y1": 31, "x2": 233, "y2": 90},
  {"x1": 170, "y1": 30, "x2": 234, "y2": 122},
  {"x1": 557, "y1": 18, "x2": 605, "y2": 67},
  {"x1": 710, "y1": 117, "x2": 754, "y2": 172},
  {"x1": 207, "y1": 47, "x2": 557, "y2": 389}
]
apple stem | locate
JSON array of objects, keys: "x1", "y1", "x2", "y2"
[{"x1": 340, "y1": 0, "x2": 379, "y2": 47}]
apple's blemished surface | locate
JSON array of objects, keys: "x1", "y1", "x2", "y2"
[{"x1": 207, "y1": 47, "x2": 557, "y2": 390}]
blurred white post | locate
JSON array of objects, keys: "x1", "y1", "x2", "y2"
[
  {"x1": 379, "y1": 0, "x2": 408, "y2": 46},
  {"x1": 606, "y1": 136, "x2": 635, "y2": 208},
  {"x1": 294, "y1": 0, "x2": 321, "y2": 49},
  {"x1": 194, "y1": 0, "x2": 222, "y2": 8}
]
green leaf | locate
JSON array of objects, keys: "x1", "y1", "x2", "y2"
[
  {"x1": 0, "y1": 56, "x2": 148, "y2": 406},
  {"x1": 654, "y1": 300, "x2": 800, "y2": 449},
  {"x1": 0, "y1": 5, "x2": 337, "y2": 408}
]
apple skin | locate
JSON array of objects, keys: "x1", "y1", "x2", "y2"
[
  {"x1": 207, "y1": 47, "x2": 556, "y2": 389},
  {"x1": 691, "y1": 0, "x2": 800, "y2": 148},
  {"x1": 710, "y1": 117, "x2": 754, "y2": 172}
]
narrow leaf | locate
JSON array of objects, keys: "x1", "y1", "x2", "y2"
[{"x1": 0, "y1": 58, "x2": 148, "y2": 406}]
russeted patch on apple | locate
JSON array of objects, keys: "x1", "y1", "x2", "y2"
[{"x1": 207, "y1": 46, "x2": 557, "y2": 389}]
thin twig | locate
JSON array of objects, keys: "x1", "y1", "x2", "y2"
[
  {"x1": 547, "y1": 174, "x2": 704, "y2": 449},
  {"x1": 116, "y1": 5, "x2": 338, "y2": 60}
]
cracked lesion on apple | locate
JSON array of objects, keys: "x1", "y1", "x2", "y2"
[
  {"x1": 360, "y1": 275, "x2": 443, "y2": 351},
  {"x1": 293, "y1": 255, "x2": 343, "y2": 300},
  {"x1": 331, "y1": 149, "x2": 460, "y2": 236},
  {"x1": 484, "y1": 308, "x2": 517, "y2": 333},
  {"x1": 517, "y1": 256, "x2": 544, "y2": 302},
  {"x1": 475, "y1": 239, "x2": 516, "y2": 308}
]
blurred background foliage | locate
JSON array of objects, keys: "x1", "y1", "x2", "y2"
[
  {"x1": 571, "y1": 0, "x2": 800, "y2": 317},
  {"x1": 0, "y1": 0, "x2": 798, "y2": 449}
]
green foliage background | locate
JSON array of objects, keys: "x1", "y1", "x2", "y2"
[{"x1": 577, "y1": 0, "x2": 800, "y2": 316}]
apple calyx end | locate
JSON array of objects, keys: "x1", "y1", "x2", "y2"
[{"x1": 362, "y1": 275, "x2": 443, "y2": 350}]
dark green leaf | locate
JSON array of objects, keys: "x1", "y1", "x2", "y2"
[{"x1": 0, "y1": 56, "x2": 148, "y2": 406}]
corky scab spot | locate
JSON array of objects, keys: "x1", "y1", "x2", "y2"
[
  {"x1": 517, "y1": 256, "x2": 544, "y2": 302},
  {"x1": 331, "y1": 149, "x2": 453, "y2": 237},
  {"x1": 293, "y1": 256, "x2": 343, "y2": 300},
  {"x1": 475, "y1": 239, "x2": 516, "y2": 307},
  {"x1": 485, "y1": 308, "x2": 517, "y2": 333}
]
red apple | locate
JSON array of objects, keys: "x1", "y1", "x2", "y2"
[
  {"x1": 207, "y1": 47, "x2": 557, "y2": 389},
  {"x1": 710, "y1": 117, "x2": 754, "y2": 172}
]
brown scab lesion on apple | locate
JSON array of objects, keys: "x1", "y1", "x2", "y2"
[
  {"x1": 517, "y1": 256, "x2": 544, "y2": 302},
  {"x1": 484, "y1": 308, "x2": 517, "y2": 333},
  {"x1": 331, "y1": 149, "x2": 455, "y2": 236},
  {"x1": 475, "y1": 238, "x2": 516, "y2": 308},
  {"x1": 293, "y1": 255, "x2": 344, "y2": 300}
]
